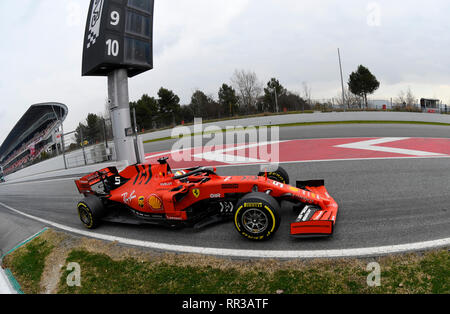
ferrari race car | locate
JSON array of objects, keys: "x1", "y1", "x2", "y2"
[{"x1": 75, "y1": 158, "x2": 339, "y2": 241}]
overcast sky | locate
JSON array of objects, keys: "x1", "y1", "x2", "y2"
[{"x1": 1, "y1": 0, "x2": 450, "y2": 143}]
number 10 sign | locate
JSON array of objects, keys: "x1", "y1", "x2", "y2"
[{"x1": 82, "y1": 0, "x2": 154, "y2": 78}]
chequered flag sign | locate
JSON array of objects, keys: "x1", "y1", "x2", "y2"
[
  {"x1": 87, "y1": 32, "x2": 97, "y2": 48},
  {"x1": 86, "y1": 0, "x2": 105, "y2": 49}
]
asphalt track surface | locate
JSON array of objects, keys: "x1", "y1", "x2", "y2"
[{"x1": 1, "y1": 124, "x2": 449, "y2": 254}]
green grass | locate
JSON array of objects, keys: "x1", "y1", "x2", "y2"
[
  {"x1": 4, "y1": 229, "x2": 448, "y2": 294},
  {"x1": 58, "y1": 249, "x2": 450, "y2": 294},
  {"x1": 3, "y1": 237, "x2": 53, "y2": 294},
  {"x1": 143, "y1": 120, "x2": 450, "y2": 144}
]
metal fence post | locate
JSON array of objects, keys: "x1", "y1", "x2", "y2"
[
  {"x1": 61, "y1": 122, "x2": 68, "y2": 170},
  {"x1": 80, "y1": 124, "x2": 87, "y2": 166}
]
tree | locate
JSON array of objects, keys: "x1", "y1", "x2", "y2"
[
  {"x1": 394, "y1": 90, "x2": 406, "y2": 106},
  {"x1": 348, "y1": 65, "x2": 380, "y2": 108},
  {"x1": 179, "y1": 105, "x2": 194, "y2": 123},
  {"x1": 405, "y1": 87, "x2": 416, "y2": 107},
  {"x1": 394, "y1": 87, "x2": 416, "y2": 109},
  {"x1": 263, "y1": 78, "x2": 287, "y2": 112},
  {"x1": 231, "y1": 69, "x2": 263, "y2": 114},
  {"x1": 189, "y1": 90, "x2": 220, "y2": 120},
  {"x1": 75, "y1": 113, "x2": 104, "y2": 145},
  {"x1": 130, "y1": 94, "x2": 158, "y2": 131},
  {"x1": 157, "y1": 88, "x2": 181, "y2": 126},
  {"x1": 302, "y1": 82, "x2": 312, "y2": 109},
  {"x1": 190, "y1": 90, "x2": 209, "y2": 119},
  {"x1": 218, "y1": 84, "x2": 239, "y2": 117},
  {"x1": 279, "y1": 92, "x2": 309, "y2": 112},
  {"x1": 334, "y1": 88, "x2": 362, "y2": 109},
  {"x1": 75, "y1": 123, "x2": 88, "y2": 145},
  {"x1": 85, "y1": 113, "x2": 102, "y2": 143}
]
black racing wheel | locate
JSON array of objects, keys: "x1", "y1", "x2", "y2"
[
  {"x1": 77, "y1": 195, "x2": 106, "y2": 229},
  {"x1": 258, "y1": 166, "x2": 290, "y2": 184},
  {"x1": 234, "y1": 192, "x2": 281, "y2": 241}
]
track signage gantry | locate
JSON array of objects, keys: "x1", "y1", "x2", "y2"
[{"x1": 82, "y1": 0, "x2": 154, "y2": 163}]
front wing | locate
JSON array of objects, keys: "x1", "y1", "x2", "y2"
[{"x1": 290, "y1": 180, "x2": 338, "y2": 238}]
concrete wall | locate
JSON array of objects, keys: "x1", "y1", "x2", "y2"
[
  {"x1": 5, "y1": 142, "x2": 115, "y2": 182},
  {"x1": 140, "y1": 111, "x2": 450, "y2": 142}
]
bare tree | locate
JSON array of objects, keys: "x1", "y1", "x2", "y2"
[
  {"x1": 394, "y1": 90, "x2": 406, "y2": 106},
  {"x1": 334, "y1": 88, "x2": 362, "y2": 108},
  {"x1": 302, "y1": 82, "x2": 312, "y2": 107},
  {"x1": 405, "y1": 87, "x2": 416, "y2": 106},
  {"x1": 395, "y1": 88, "x2": 415, "y2": 107},
  {"x1": 231, "y1": 69, "x2": 263, "y2": 114}
]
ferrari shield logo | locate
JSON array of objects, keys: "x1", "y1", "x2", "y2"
[{"x1": 192, "y1": 189, "x2": 200, "y2": 198}]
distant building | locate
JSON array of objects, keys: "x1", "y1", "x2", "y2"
[
  {"x1": 0, "y1": 103, "x2": 68, "y2": 176},
  {"x1": 420, "y1": 99, "x2": 441, "y2": 113}
]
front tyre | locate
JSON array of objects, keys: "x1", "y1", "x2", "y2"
[
  {"x1": 258, "y1": 166, "x2": 290, "y2": 184},
  {"x1": 77, "y1": 195, "x2": 106, "y2": 229},
  {"x1": 234, "y1": 192, "x2": 281, "y2": 241}
]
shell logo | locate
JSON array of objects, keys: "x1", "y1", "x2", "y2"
[{"x1": 148, "y1": 194, "x2": 163, "y2": 211}]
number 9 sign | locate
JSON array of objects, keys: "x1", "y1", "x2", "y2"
[{"x1": 110, "y1": 11, "x2": 120, "y2": 26}]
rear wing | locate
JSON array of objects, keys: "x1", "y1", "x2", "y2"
[{"x1": 75, "y1": 167, "x2": 119, "y2": 195}]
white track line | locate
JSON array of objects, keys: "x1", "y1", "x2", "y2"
[
  {"x1": 335, "y1": 137, "x2": 446, "y2": 157},
  {"x1": 0, "y1": 201, "x2": 448, "y2": 259}
]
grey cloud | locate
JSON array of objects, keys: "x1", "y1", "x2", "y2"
[{"x1": 1, "y1": 0, "x2": 450, "y2": 142}]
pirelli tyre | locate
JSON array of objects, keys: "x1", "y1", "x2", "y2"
[
  {"x1": 77, "y1": 195, "x2": 106, "y2": 229},
  {"x1": 258, "y1": 166, "x2": 290, "y2": 184},
  {"x1": 234, "y1": 192, "x2": 281, "y2": 241}
]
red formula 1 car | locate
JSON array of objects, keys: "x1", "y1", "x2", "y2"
[{"x1": 75, "y1": 158, "x2": 339, "y2": 241}]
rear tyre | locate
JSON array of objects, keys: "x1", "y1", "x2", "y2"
[
  {"x1": 234, "y1": 192, "x2": 281, "y2": 241},
  {"x1": 77, "y1": 195, "x2": 106, "y2": 229},
  {"x1": 258, "y1": 166, "x2": 290, "y2": 184}
]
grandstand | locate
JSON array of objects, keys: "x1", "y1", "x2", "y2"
[{"x1": 0, "y1": 103, "x2": 68, "y2": 176}]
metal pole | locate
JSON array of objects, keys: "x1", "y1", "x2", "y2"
[
  {"x1": 274, "y1": 88, "x2": 279, "y2": 113},
  {"x1": 60, "y1": 121, "x2": 67, "y2": 169},
  {"x1": 80, "y1": 124, "x2": 87, "y2": 166},
  {"x1": 338, "y1": 48, "x2": 346, "y2": 111},
  {"x1": 133, "y1": 106, "x2": 138, "y2": 134},
  {"x1": 55, "y1": 137, "x2": 60, "y2": 156},
  {"x1": 132, "y1": 107, "x2": 141, "y2": 164},
  {"x1": 102, "y1": 118, "x2": 109, "y2": 149},
  {"x1": 108, "y1": 69, "x2": 136, "y2": 164},
  {"x1": 57, "y1": 106, "x2": 68, "y2": 169}
]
